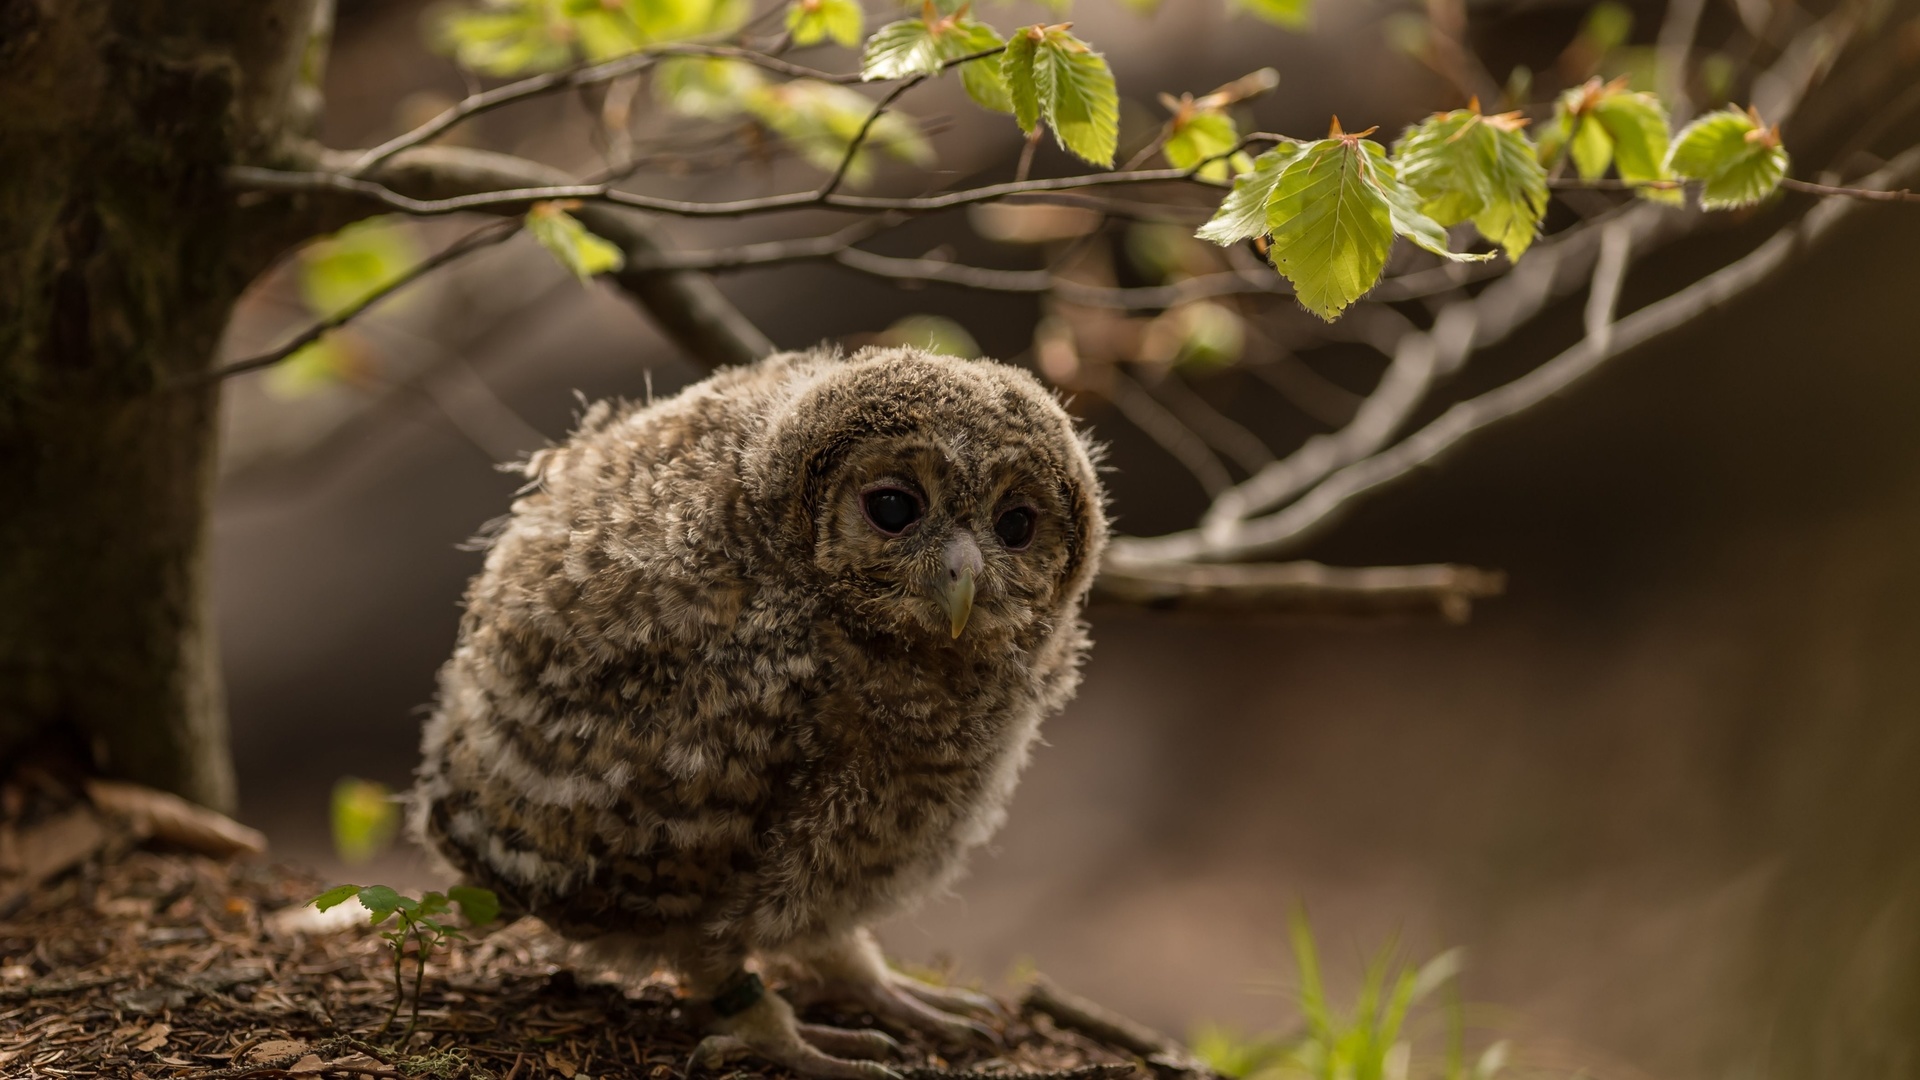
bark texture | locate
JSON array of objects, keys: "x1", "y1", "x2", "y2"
[{"x1": 0, "y1": 0, "x2": 323, "y2": 810}]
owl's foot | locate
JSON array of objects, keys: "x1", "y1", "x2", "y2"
[
  {"x1": 692, "y1": 985, "x2": 902, "y2": 1080},
  {"x1": 827, "y1": 970, "x2": 1004, "y2": 1048},
  {"x1": 784, "y1": 929, "x2": 1004, "y2": 1049}
]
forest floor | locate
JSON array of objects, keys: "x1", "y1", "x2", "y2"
[{"x1": 0, "y1": 826, "x2": 1189, "y2": 1080}]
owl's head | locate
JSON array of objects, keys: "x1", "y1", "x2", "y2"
[{"x1": 755, "y1": 347, "x2": 1108, "y2": 644}]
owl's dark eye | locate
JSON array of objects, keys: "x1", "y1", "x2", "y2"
[
  {"x1": 862, "y1": 487, "x2": 923, "y2": 536},
  {"x1": 994, "y1": 507, "x2": 1037, "y2": 550}
]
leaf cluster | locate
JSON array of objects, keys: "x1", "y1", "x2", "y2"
[{"x1": 1198, "y1": 122, "x2": 1494, "y2": 320}]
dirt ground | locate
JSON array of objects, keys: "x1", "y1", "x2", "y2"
[{"x1": 0, "y1": 835, "x2": 1187, "y2": 1080}]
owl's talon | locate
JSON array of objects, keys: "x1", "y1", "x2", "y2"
[
  {"x1": 690, "y1": 1034, "x2": 752, "y2": 1071},
  {"x1": 701, "y1": 986, "x2": 903, "y2": 1080},
  {"x1": 838, "y1": 976, "x2": 1005, "y2": 1049},
  {"x1": 798, "y1": 1023, "x2": 905, "y2": 1060},
  {"x1": 894, "y1": 977, "x2": 1006, "y2": 1021}
]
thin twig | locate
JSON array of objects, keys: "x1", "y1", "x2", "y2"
[
  {"x1": 1107, "y1": 367, "x2": 1233, "y2": 497},
  {"x1": 1779, "y1": 176, "x2": 1920, "y2": 202},
  {"x1": 1016, "y1": 124, "x2": 1046, "y2": 183},
  {"x1": 1655, "y1": 0, "x2": 1708, "y2": 122},
  {"x1": 819, "y1": 75, "x2": 927, "y2": 198},
  {"x1": 1137, "y1": 370, "x2": 1275, "y2": 474},
  {"x1": 182, "y1": 219, "x2": 522, "y2": 388}
]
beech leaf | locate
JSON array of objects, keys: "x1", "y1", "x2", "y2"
[
  {"x1": 1003, "y1": 25, "x2": 1119, "y2": 167},
  {"x1": 788, "y1": 0, "x2": 864, "y2": 47},
  {"x1": 1196, "y1": 144, "x2": 1298, "y2": 245},
  {"x1": 1667, "y1": 107, "x2": 1789, "y2": 209},
  {"x1": 1394, "y1": 108, "x2": 1549, "y2": 261},
  {"x1": 526, "y1": 204, "x2": 626, "y2": 281}
]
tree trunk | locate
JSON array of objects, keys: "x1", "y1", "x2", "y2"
[{"x1": 0, "y1": 0, "x2": 325, "y2": 811}]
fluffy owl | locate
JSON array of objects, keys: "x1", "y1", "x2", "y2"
[{"x1": 411, "y1": 346, "x2": 1108, "y2": 1077}]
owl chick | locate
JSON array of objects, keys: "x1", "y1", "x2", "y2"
[{"x1": 411, "y1": 346, "x2": 1108, "y2": 1078}]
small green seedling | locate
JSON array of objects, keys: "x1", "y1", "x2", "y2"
[
  {"x1": 1192, "y1": 909, "x2": 1508, "y2": 1080},
  {"x1": 311, "y1": 883, "x2": 501, "y2": 1042}
]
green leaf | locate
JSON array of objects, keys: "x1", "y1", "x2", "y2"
[
  {"x1": 330, "y1": 777, "x2": 401, "y2": 866},
  {"x1": 653, "y1": 57, "x2": 765, "y2": 119},
  {"x1": 945, "y1": 21, "x2": 1011, "y2": 114},
  {"x1": 300, "y1": 218, "x2": 419, "y2": 319},
  {"x1": 1373, "y1": 149, "x2": 1496, "y2": 264},
  {"x1": 1576, "y1": 1, "x2": 1634, "y2": 56},
  {"x1": 1666, "y1": 106, "x2": 1789, "y2": 209},
  {"x1": 1568, "y1": 112, "x2": 1612, "y2": 180},
  {"x1": 1144, "y1": 301, "x2": 1245, "y2": 371},
  {"x1": 1261, "y1": 134, "x2": 1487, "y2": 321},
  {"x1": 312, "y1": 884, "x2": 362, "y2": 912},
  {"x1": 437, "y1": 6, "x2": 574, "y2": 76},
  {"x1": 571, "y1": 8, "x2": 647, "y2": 62},
  {"x1": 264, "y1": 336, "x2": 363, "y2": 400},
  {"x1": 526, "y1": 203, "x2": 626, "y2": 281},
  {"x1": 1551, "y1": 80, "x2": 1678, "y2": 202},
  {"x1": 1003, "y1": 30, "x2": 1041, "y2": 134},
  {"x1": 1225, "y1": 0, "x2": 1311, "y2": 29},
  {"x1": 416, "y1": 892, "x2": 452, "y2": 918},
  {"x1": 861, "y1": 17, "x2": 943, "y2": 80},
  {"x1": 1196, "y1": 144, "x2": 1297, "y2": 245},
  {"x1": 787, "y1": 0, "x2": 863, "y2": 47},
  {"x1": 1393, "y1": 108, "x2": 1549, "y2": 261},
  {"x1": 1164, "y1": 110, "x2": 1248, "y2": 183},
  {"x1": 861, "y1": 16, "x2": 1008, "y2": 111},
  {"x1": 1003, "y1": 25, "x2": 1119, "y2": 167},
  {"x1": 448, "y1": 885, "x2": 503, "y2": 927},
  {"x1": 747, "y1": 81, "x2": 934, "y2": 182},
  {"x1": 877, "y1": 314, "x2": 981, "y2": 358},
  {"x1": 436, "y1": 0, "x2": 746, "y2": 74},
  {"x1": 1591, "y1": 89, "x2": 1676, "y2": 201},
  {"x1": 1262, "y1": 137, "x2": 1397, "y2": 320},
  {"x1": 355, "y1": 885, "x2": 413, "y2": 926}
]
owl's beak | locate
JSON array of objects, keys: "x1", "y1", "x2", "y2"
[{"x1": 938, "y1": 534, "x2": 984, "y2": 638}]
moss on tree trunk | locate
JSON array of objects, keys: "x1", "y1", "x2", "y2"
[{"x1": 0, "y1": 0, "x2": 324, "y2": 811}]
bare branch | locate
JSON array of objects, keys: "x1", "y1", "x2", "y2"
[
  {"x1": 1655, "y1": 0, "x2": 1709, "y2": 122},
  {"x1": 1137, "y1": 369, "x2": 1275, "y2": 474},
  {"x1": 827, "y1": 247, "x2": 1497, "y2": 308},
  {"x1": 1187, "y1": 205, "x2": 1669, "y2": 545},
  {"x1": 230, "y1": 159, "x2": 1232, "y2": 219},
  {"x1": 624, "y1": 218, "x2": 901, "y2": 272},
  {"x1": 1118, "y1": 143, "x2": 1920, "y2": 564},
  {"x1": 1092, "y1": 559, "x2": 1507, "y2": 623},
  {"x1": 1107, "y1": 367, "x2": 1233, "y2": 497},
  {"x1": 1551, "y1": 176, "x2": 1920, "y2": 203},
  {"x1": 1778, "y1": 177, "x2": 1920, "y2": 203},
  {"x1": 347, "y1": 43, "x2": 1009, "y2": 175},
  {"x1": 1243, "y1": 348, "x2": 1363, "y2": 428},
  {"x1": 178, "y1": 219, "x2": 522, "y2": 388}
]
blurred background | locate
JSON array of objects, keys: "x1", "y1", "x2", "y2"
[{"x1": 211, "y1": 2, "x2": 1920, "y2": 1078}]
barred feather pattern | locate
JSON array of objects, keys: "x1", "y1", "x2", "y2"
[{"x1": 411, "y1": 347, "x2": 1108, "y2": 975}]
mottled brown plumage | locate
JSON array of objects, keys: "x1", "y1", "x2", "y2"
[{"x1": 411, "y1": 347, "x2": 1108, "y2": 1077}]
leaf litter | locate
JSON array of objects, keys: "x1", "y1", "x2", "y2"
[{"x1": 0, "y1": 776, "x2": 1178, "y2": 1080}]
